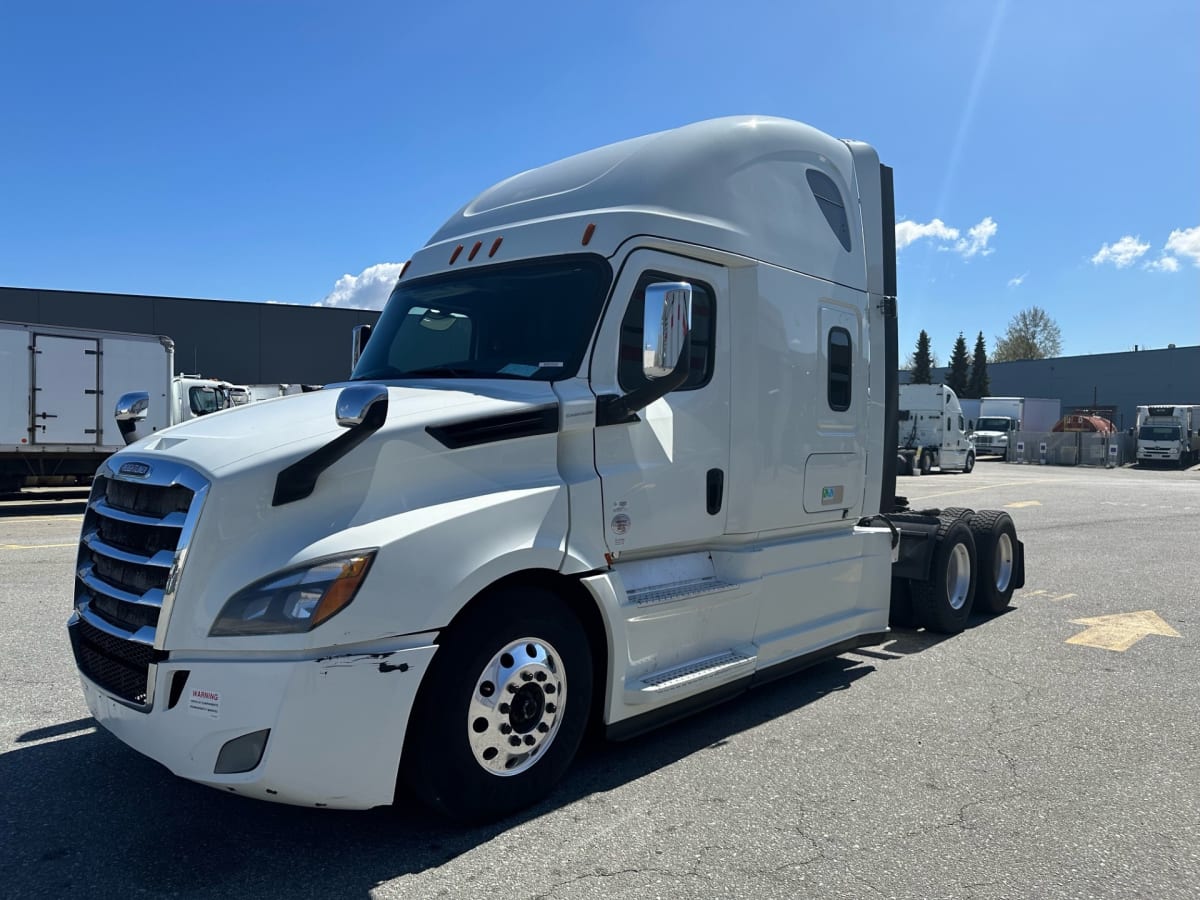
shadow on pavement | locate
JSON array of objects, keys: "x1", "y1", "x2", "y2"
[{"x1": 0, "y1": 656, "x2": 873, "y2": 898}]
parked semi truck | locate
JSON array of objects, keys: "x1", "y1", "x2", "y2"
[
  {"x1": 1135, "y1": 404, "x2": 1200, "y2": 467},
  {"x1": 971, "y1": 396, "x2": 1061, "y2": 459},
  {"x1": 897, "y1": 383, "x2": 975, "y2": 475},
  {"x1": 0, "y1": 321, "x2": 177, "y2": 492},
  {"x1": 68, "y1": 116, "x2": 1025, "y2": 823}
]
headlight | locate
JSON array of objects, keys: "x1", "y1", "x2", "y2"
[{"x1": 210, "y1": 550, "x2": 377, "y2": 636}]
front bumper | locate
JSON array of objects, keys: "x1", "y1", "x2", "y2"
[{"x1": 77, "y1": 640, "x2": 438, "y2": 809}]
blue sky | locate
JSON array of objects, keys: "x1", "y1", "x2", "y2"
[{"x1": 2, "y1": 0, "x2": 1197, "y2": 360}]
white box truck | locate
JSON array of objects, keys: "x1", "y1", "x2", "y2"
[
  {"x1": 1135, "y1": 404, "x2": 1200, "y2": 467},
  {"x1": 972, "y1": 396, "x2": 1061, "y2": 460},
  {"x1": 67, "y1": 116, "x2": 1025, "y2": 823},
  {"x1": 115, "y1": 374, "x2": 265, "y2": 445},
  {"x1": 0, "y1": 321, "x2": 174, "y2": 492},
  {"x1": 897, "y1": 384, "x2": 976, "y2": 475}
]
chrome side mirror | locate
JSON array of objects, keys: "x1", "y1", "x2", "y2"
[
  {"x1": 336, "y1": 383, "x2": 389, "y2": 428},
  {"x1": 351, "y1": 324, "x2": 372, "y2": 372},
  {"x1": 115, "y1": 392, "x2": 150, "y2": 421},
  {"x1": 115, "y1": 391, "x2": 151, "y2": 446},
  {"x1": 642, "y1": 282, "x2": 692, "y2": 380}
]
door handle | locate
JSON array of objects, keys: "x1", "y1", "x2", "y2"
[{"x1": 706, "y1": 468, "x2": 724, "y2": 515}]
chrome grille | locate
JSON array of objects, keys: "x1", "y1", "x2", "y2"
[{"x1": 70, "y1": 459, "x2": 209, "y2": 709}]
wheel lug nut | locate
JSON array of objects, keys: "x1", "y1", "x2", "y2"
[
  {"x1": 507, "y1": 683, "x2": 518, "y2": 694},
  {"x1": 544, "y1": 684, "x2": 555, "y2": 694},
  {"x1": 498, "y1": 703, "x2": 510, "y2": 714},
  {"x1": 499, "y1": 723, "x2": 512, "y2": 734},
  {"x1": 521, "y1": 671, "x2": 533, "y2": 681},
  {"x1": 537, "y1": 723, "x2": 549, "y2": 733},
  {"x1": 524, "y1": 735, "x2": 535, "y2": 746},
  {"x1": 509, "y1": 736, "x2": 521, "y2": 747},
  {"x1": 535, "y1": 671, "x2": 547, "y2": 682},
  {"x1": 545, "y1": 703, "x2": 556, "y2": 714}
]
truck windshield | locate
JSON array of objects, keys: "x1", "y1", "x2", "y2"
[
  {"x1": 975, "y1": 417, "x2": 1011, "y2": 432},
  {"x1": 189, "y1": 386, "x2": 228, "y2": 415},
  {"x1": 352, "y1": 255, "x2": 612, "y2": 382},
  {"x1": 1139, "y1": 425, "x2": 1181, "y2": 441}
]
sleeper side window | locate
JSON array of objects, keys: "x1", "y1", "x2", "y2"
[
  {"x1": 828, "y1": 327, "x2": 852, "y2": 411},
  {"x1": 807, "y1": 169, "x2": 852, "y2": 252}
]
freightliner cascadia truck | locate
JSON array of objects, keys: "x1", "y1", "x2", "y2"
[{"x1": 68, "y1": 116, "x2": 1025, "y2": 823}]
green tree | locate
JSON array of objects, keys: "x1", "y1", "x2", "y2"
[
  {"x1": 946, "y1": 333, "x2": 970, "y2": 396},
  {"x1": 967, "y1": 331, "x2": 991, "y2": 398},
  {"x1": 910, "y1": 330, "x2": 934, "y2": 384},
  {"x1": 992, "y1": 306, "x2": 1063, "y2": 362}
]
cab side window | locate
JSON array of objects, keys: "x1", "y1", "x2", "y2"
[{"x1": 618, "y1": 272, "x2": 715, "y2": 392}]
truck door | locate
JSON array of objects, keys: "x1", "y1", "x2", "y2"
[
  {"x1": 32, "y1": 334, "x2": 99, "y2": 444},
  {"x1": 591, "y1": 250, "x2": 730, "y2": 553}
]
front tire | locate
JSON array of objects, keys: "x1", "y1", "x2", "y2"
[
  {"x1": 919, "y1": 453, "x2": 933, "y2": 475},
  {"x1": 401, "y1": 586, "x2": 593, "y2": 823},
  {"x1": 962, "y1": 452, "x2": 975, "y2": 474}
]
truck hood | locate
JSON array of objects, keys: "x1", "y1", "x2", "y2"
[{"x1": 123, "y1": 380, "x2": 561, "y2": 476}]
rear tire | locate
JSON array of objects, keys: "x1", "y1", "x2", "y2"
[
  {"x1": 401, "y1": 586, "x2": 593, "y2": 823},
  {"x1": 911, "y1": 518, "x2": 977, "y2": 634},
  {"x1": 968, "y1": 510, "x2": 1019, "y2": 614}
]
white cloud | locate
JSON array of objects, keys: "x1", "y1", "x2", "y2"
[
  {"x1": 1007, "y1": 272, "x2": 1027, "y2": 288},
  {"x1": 895, "y1": 218, "x2": 959, "y2": 250},
  {"x1": 1163, "y1": 225, "x2": 1200, "y2": 267},
  {"x1": 1144, "y1": 256, "x2": 1180, "y2": 273},
  {"x1": 317, "y1": 262, "x2": 407, "y2": 309},
  {"x1": 956, "y1": 217, "x2": 997, "y2": 257},
  {"x1": 1091, "y1": 235, "x2": 1150, "y2": 268},
  {"x1": 895, "y1": 216, "x2": 996, "y2": 258}
]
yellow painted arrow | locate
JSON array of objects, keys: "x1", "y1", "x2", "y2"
[{"x1": 1066, "y1": 610, "x2": 1180, "y2": 652}]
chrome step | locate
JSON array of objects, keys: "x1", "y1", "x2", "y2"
[
  {"x1": 626, "y1": 576, "x2": 737, "y2": 608},
  {"x1": 634, "y1": 648, "x2": 756, "y2": 696}
]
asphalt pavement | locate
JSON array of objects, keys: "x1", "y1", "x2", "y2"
[{"x1": 1, "y1": 463, "x2": 1197, "y2": 899}]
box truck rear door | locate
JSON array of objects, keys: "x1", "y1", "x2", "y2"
[{"x1": 32, "y1": 334, "x2": 99, "y2": 444}]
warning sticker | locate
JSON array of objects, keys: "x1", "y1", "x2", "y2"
[{"x1": 187, "y1": 688, "x2": 221, "y2": 719}]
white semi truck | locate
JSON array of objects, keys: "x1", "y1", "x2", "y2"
[
  {"x1": 1135, "y1": 405, "x2": 1200, "y2": 467},
  {"x1": 897, "y1": 383, "x2": 976, "y2": 475},
  {"x1": 972, "y1": 396, "x2": 1061, "y2": 460},
  {"x1": 0, "y1": 321, "x2": 176, "y2": 492},
  {"x1": 67, "y1": 116, "x2": 1025, "y2": 823}
]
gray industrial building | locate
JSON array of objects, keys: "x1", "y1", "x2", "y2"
[
  {"x1": 909, "y1": 344, "x2": 1200, "y2": 431},
  {"x1": 0, "y1": 286, "x2": 381, "y2": 386},
  {"x1": 4, "y1": 284, "x2": 1196, "y2": 431}
]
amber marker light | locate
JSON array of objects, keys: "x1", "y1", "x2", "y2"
[{"x1": 311, "y1": 554, "x2": 376, "y2": 627}]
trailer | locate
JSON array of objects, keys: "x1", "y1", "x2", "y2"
[{"x1": 0, "y1": 321, "x2": 174, "y2": 492}]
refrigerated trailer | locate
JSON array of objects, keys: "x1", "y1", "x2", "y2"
[
  {"x1": 0, "y1": 322, "x2": 174, "y2": 492},
  {"x1": 68, "y1": 116, "x2": 1026, "y2": 823},
  {"x1": 1135, "y1": 405, "x2": 1200, "y2": 467}
]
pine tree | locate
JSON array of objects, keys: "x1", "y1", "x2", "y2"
[
  {"x1": 947, "y1": 333, "x2": 970, "y2": 396},
  {"x1": 968, "y1": 331, "x2": 991, "y2": 398},
  {"x1": 911, "y1": 331, "x2": 933, "y2": 384}
]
